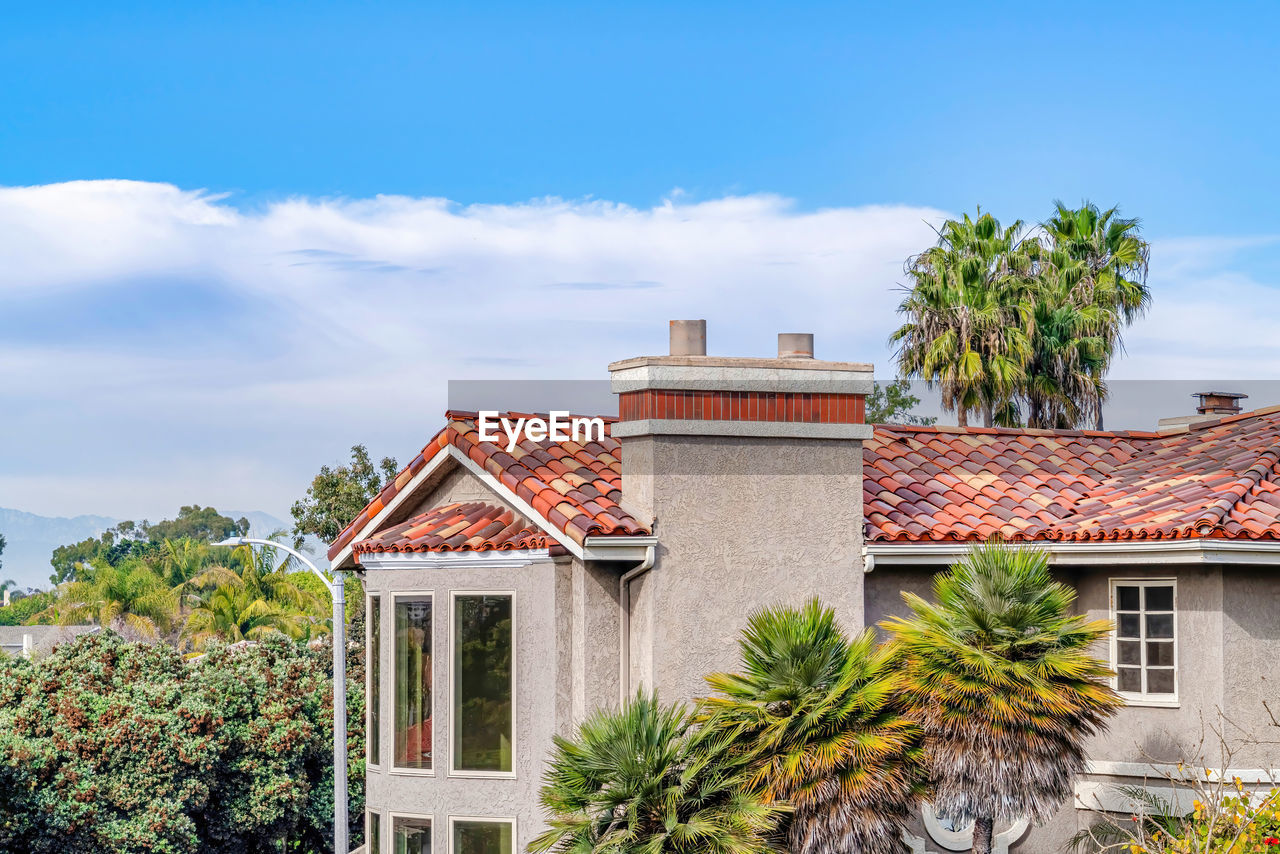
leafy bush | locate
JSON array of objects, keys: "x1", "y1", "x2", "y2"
[
  {"x1": 0, "y1": 590, "x2": 56, "y2": 626},
  {"x1": 0, "y1": 631, "x2": 364, "y2": 853}
]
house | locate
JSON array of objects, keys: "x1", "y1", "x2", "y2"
[
  {"x1": 331, "y1": 320, "x2": 1280, "y2": 854},
  {"x1": 0, "y1": 624, "x2": 98, "y2": 658}
]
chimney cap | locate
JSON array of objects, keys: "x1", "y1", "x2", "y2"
[
  {"x1": 669, "y1": 319, "x2": 707, "y2": 357},
  {"x1": 778, "y1": 332, "x2": 814, "y2": 360},
  {"x1": 1194, "y1": 390, "x2": 1248, "y2": 415}
]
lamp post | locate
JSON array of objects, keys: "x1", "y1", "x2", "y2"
[{"x1": 214, "y1": 537, "x2": 347, "y2": 854}]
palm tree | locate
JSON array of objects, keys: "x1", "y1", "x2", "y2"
[
  {"x1": 531, "y1": 691, "x2": 783, "y2": 854},
  {"x1": 182, "y1": 579, "x2": 306, "y2": 649},
  {"x1": 1022, "y1": 266, "x2": 1111, "y2": 428},
  {"x1": 698, "y1": 599, "x2": 925, "y2": 854},
  {"x1": 1040, "y1": 202, "x2": 1151, "y2": 428},
  {"x1": 891, "y1": 211, "x2": 1034, "y2": 427},
  {"x1": 159, "y1": 537, "x2": 213, "y2": 590},
  {"x1": 881, "y1": 543, "x2": 1122, "y2": 854},
  {"x1": 181, "y1": 536, "x2": 328, "y2": 648},
  {"x1": 55, "y1": 558, "x2": 178, "y2": 639}
]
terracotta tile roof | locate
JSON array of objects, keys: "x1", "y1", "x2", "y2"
[
  {"x1": 866, "y1": 406, "x2": 1280, "y2": 543},
  {"x1": 330, "y1": 411, "x2": 650, "y2": 559},
  {"x1": 352, "y1": 501, "x2": 553, "y2": 553}
]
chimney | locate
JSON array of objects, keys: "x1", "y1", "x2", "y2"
[
  {"x1": 609, "y1": 321, "x2": 872, "y2": 702},
  {"x1": 777, "y1": 333, "x2": 814, "y2": 359},
  {"x1": 1195, "y1": 391, "x2": 1247, "y2": 416},
  {"x1": 1158, "y1": 390, "x2": 1249, "y2": 432},
  {"x1": 669, "y1": 319, "x2": 706, "y2": 356}
]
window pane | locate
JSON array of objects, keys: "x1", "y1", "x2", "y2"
[
  {"x1": 393, "y1": 816, "x2": 431, "y2": 854},
  {"x1": 1117, "y1": 640, "x2": 1141, "y2": 665},
  {"x1": 1117, "y1": 586, "x2": 1140, "y2": 611},
  {"x1": 454, "y1": 595, "x2": 513, "y2": 773},
  {"x1": 1144, "y1": 586, "x2": 1173, "y2": 611},
  {"x1": 369, "y1": 812, "x2": 381, "y2": 854},
  {"x1": 1147, "y1": 669, "x2": 1176, "y2": 694},
  {"x1": 1146, "y1": 613, "x2": 1174, "y2": 639},
  {"x1": 369, "y1": 595, "x2": 380, "y2": 765},
  {"x1": 395, "y1": 597, "x2": 433, "y2": 769},
  {"x1": 1118, "y1": 613, "x2": 1141, "y2": 638},
  {"x1": 1147, "y1": 641, "x2": 1175, "y2": 667},
  {"x1": 453, "y1": 820, "x2": 513, "y2": 854},
  {"x1": 1117, "y1": 667, "x2": 1142, "y2": 693}
]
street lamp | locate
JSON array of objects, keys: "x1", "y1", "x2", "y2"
[{"x1": 214, "y1": 536, "x2": 348, "y2": 854}]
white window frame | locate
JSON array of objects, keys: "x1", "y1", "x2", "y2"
[
  {"x1": 367, "y1": 809, "x2": 383, "y2": 854},
  {"x1": 388, "y1": 810, "x2": 434, "y2": 854},
  {"x1": 1109, "y1": 578, "x2": 1179, "y2": 708},
  {"x1": 448, "y1": 590, "x2": 518, "y2": 779},
  {"x1": 391, "y1": 591, "x2": 437, "y2": 776},
  {"x1": 367, "y1": 592, "x2": 382, "y2": 771},
  {"x1": 448, "y1": 815, "x2": 517, "y2": 854}
]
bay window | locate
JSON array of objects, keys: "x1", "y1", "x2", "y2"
[
  {"x1": 392, "y1": 814, "x2": 431, "y2": 854},
  {"x1": 451, "y1": 593, "x2": 514, "y2": 775},
  {"x1": 394, "y1": 594, "x2": 434, "y2": 771},
  {"x1": 368, "y1": 594, "x2": 381, "y2": 767},
  {"x1": 450, "y1": 817, "x2": 513, "y2": 854}
]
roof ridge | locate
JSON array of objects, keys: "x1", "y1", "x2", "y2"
[{"x1": 872, "y1": 422, "x2": 1164, "y2": 439}]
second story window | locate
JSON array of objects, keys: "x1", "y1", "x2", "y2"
[
  {"x1": 394, "y1": 594, "x2": 434, "y2": 771},
  {"x1": 368, "y1": 594, "x2": 381, "y2": 768},
  {"x1": 452, "y1": 593, "x2": 515, "y2": 775},
  {"x1": 1111, "y1": 579, "x2": 1177, "y2": 703}
]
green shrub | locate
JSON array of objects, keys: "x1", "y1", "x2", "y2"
[{"x1": 0, "y1": 631, "x2": 364, "y2": 853}]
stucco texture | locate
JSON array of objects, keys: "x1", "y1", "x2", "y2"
[{"x1": 622, "y1": 433, "x2": 865, "y2": 704}]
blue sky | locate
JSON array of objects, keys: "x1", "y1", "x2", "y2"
[
  {"x1": 4, "y1": 1, "x2": 1278, "y2": 231},
  {"x1": 3, "y1": 2, "x2": 1280, "y2": 585}
]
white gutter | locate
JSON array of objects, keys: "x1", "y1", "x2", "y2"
[
  {"x1": 864, "y1": 538, "x2": 1280, "y2": 570},
  {"x1": 618, "y1": 545, "x2": 656, "y2": 705}
]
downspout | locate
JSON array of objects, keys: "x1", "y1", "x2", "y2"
[{"x1": 618, "y1": 545, "x2": 655, "y2": 705}]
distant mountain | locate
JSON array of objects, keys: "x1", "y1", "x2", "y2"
[
  {"x1": 0, "y1": 508, "x2": 118, "y2": 590},
  {"x1": 0, "y1": 507, "x2": 328, "y2": 591}
]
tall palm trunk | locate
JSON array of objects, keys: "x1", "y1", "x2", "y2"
[
  {"x1": 973, "y1": 817, "x2": 994, "y2": 854},
  {"x1": 982, "y1": 401, "x2": 993, "y2": 428},
  {"x1": 957, "y1": 407, "x2": 968, "y2": 427}
]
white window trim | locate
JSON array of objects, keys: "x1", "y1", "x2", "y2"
[
  {"x1": 366, "y1": 592, "x2": 381, "y2": 771},
  {"x1": 448, "y1": 815, "x2": 517, "y2": 854},
  {"x1": 388, "y1": 811, "x2": 434, "y2": 854},
  {"x1": 449, "y1": 590, "x2": 518, "y2": 779},
  {"x1": 367, "y1": 809, "x2": 383, "y2": 854},
  {"x1": 390, "y1": 591, "x2": 437, "y2": 776},
  {"x1": 1109, "y1": 577, "x2": 1179, "y2": 708}
]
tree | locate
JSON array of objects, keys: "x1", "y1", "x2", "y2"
[
  {"x1": 55, "y1": 558, "x2": 178, "y2": 639},
  {"x1": 531, "y1": 690, "x2": 782, "y2": 854},
  {"x1": 882, "y1": 543, "x2": 1122, "y2": 854},
  {"x1": 146, "y1": 505, "x2": 249, "y2": 544},
  {"x1": 866, "y1": 380, "x2": 937, "y2": 426},
  {"x1": 292, "y1": 445, "x2": 399, "y2": 545},
  {"x1": 890, "y1": 211, "x2": 1033, "y2": 427},
  {"x1": 1039, "y1": 202, "x2": 1151, "y2": 429},
  {"x1": 0, "y1": 631, "x2": 365, "y2": 853},
  {"x1": 182, "y1": 538, "x2": 329, "y2": 650},
  {"x1": 699, "y1": 599, "x2": 926, "y2": 854}
]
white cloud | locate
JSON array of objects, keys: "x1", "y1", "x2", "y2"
[
  {"x1": 3, "y1": 180, "x2": 1280, "y2": 540},
  {"x1": 0, "y1": 181, "x2": 946, "y2": 525}
]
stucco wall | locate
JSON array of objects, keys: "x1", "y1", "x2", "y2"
[
  {"x1": 623, "y1": 433, "x2": 865, "y2": 704},
  {"x1": 1221, "y1": 568, "x2": 1280, "y2": 766},
  {"x1": 361, "y1": 555, "x2": 574, "y2": 851},
  {"x1": 864, "y1": 560, "x2": 1280, "y2": 854}
]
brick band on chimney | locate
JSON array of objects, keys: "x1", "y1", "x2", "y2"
[{"x1": 618, "y1": 389, "x2": 865, "y2": 424}]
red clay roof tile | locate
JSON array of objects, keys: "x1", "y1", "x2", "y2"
[{"x1": 332, "y1": 412, "x2": 651, "y2": 559}]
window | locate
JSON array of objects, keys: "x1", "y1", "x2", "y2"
[
  {"x1": 1111, "y1": 580, "x2": 1177, "y2": 702},
  {"x1": 450, "y1": 817, "x2": 514, "y2": 854},
  {"x1": 451, "y1": 593, "x2": 514, "y2": 775},
  {"x1": 394, "y1": 594, "x2": 434, "y2": 771},
  {"x1": 392, "y1": 814, "x2": 432, "y2": 854},
  {"x1": 368, "y1": 811, "x2": 382, "y2": 854},
  {"x1": 368, "y1": 594, "x2": 381, "y2": 767}
]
